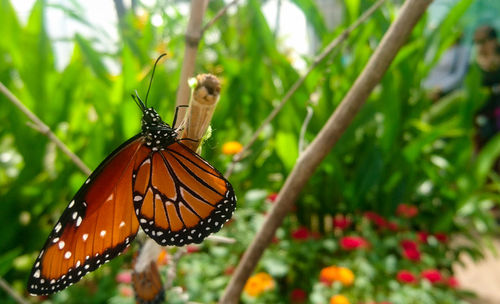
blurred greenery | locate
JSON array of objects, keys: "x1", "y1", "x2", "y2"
[{"x1": 1, "y1": 0, "x2": 499, "y2": 303}]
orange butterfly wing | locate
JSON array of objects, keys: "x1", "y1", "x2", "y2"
[
  {"x1": 132, "y1": 142, "x2": 236, "y2": 246},
  {"x1": 28, "y1": 136, "x2": 146, "y2": 295}
]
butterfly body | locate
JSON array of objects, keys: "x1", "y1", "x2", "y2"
[{"x1": 27, "y1": 104, "x2": 236, "y2": 295}]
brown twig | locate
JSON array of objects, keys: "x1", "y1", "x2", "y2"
[
  {"x1": 201, "y1": 0, "x2": 240, "y2": 35},
  {"x1": 174, "y1": 0, "x2": 209, "y2": 127},
  {"x1": 0, "y1": 276, "x2": 30, "y2": 304},
  {"x1": 179, "y1": 74, "x2": 221, "y2": 152},
  {"x1": 224, "y1": 0, "x2": 386, "y2": 177},
  {"x1": 0, "y1": 82, "x2": 91, "y2": 175},
  {"x1": 218, "y1": 0, "x2": 432, "y2": 302}
]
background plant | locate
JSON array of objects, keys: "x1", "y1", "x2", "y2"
[{"x1": 0, "y1": 0, "x2": 498, "y2": 303}]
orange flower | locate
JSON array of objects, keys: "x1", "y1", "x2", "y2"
[
  {"x1": 330, "y1": 294, "x2": 350, "y2": 304},
  {"x1": 337, "y1": 267, "x2": 355, "y2": 286},
  {"x1": 222, "y1": 141, "x2": 243, "y2": 155},
  {"x1": 157, "y1": 249, "x2": 168, "y2": 266},
  {"x1": 320, "y1": 266, "x2": 339, "y2": 285},
  {"x1": 243, "y1": 272, "x2": 275, "y2": 297}
]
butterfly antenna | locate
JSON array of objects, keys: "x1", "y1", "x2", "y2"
[
  {"x1": 132, "y1": 90, "x2": 146, "y2": 111},
  {"x1": 144, "y1": 53, "x2": 167, "y2": 107}
]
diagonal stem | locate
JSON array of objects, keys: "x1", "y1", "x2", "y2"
[
  {"x1": 0, "y1": 82, "x2": 91, "y2": 175},
  {"x1": 219, "y1": 0, "x2": 433, "y2": 302},
  {"x1": 224, "y1": 0, "x2": 386, "y2": 177}
]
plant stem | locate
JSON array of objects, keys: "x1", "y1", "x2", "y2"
[
  {"x1": 218, "y1": 0, "x2": 433, "y2": 302},
  {"x1": 0, "y1": 82, "x2": 91, "y2": 175},
  {"x1": 174, "y1": 0, "x2": 209, "y2": 127},
  {"x1": 224, "y1": 0, "x2": 386, "y2": 177},
  {"x1": 0, "y1": 276, "x2": 30, "y2": 304}
]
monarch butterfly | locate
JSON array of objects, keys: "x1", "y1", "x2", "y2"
[{"x1": 27, "y1": 55, "x2": 236, "y2": 295}]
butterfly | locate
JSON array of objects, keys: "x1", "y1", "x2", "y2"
[{"x1": 27, "y1": 55, "x2": 236, "y2": 295}]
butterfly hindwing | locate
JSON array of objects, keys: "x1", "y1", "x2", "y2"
[
  {"x1": 27, "y1": 135, "x2": 146, "y2": 295},
  {"x1": 132, "y1": 142, "x2": 236, "y2": 246}
]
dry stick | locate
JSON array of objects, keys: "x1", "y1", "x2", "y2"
[
  {"x1": 0, "y1": 82, "x2": 91, "y2": 175},
  {"x1": 174, "y1": 0, "x2": 209, "y2": 127},
  {"x1": 218, "y1": 0, "x2": 433, "y2": 303},
  {"x1": 224, "y1": 0, "x2": 386, "y2": 177},
  {"x1": 0, "y1": 276, "x2": 30, "y2": 304}
]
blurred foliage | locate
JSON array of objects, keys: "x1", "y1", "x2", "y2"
[{"x1": 0, "y1": 0, "x2": 499, "y2": 303}]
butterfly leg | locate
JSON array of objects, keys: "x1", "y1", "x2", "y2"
[{"x1": 172, "y1": 105, "x2": 189, "y2": 127}]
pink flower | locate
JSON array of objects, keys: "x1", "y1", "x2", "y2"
[
  {"x1": 396, "y1": 204, "x2": 418, "y2": 218},
  {"x1": 116, "y1": 271, "x2": 132, "y2": 284},
  {"x1": 290, "y1": 288, "x2": 307, "y2": 303},
  {"x1": 333, "y1": 215, "x2": 352, "y2": 230},
  {"x1": 340, "y1": 236, "x2": 367, "y2": 250},
  {"x1": 291, "y1": 227, "x2": 311, "y2": 240},
  {"x1": 396, "y1": 270, "x2": 417, "y2": 283},
  {"x1": 119, "y1": 286, "x2": 133, "y2": 297},
  {"x1": 421, "y1": 269, "x2": 442, "y2": 283}
]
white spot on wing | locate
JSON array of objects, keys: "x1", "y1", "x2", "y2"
[
  {"x1": 58, "y1": 241, "x2": 65, "y2": 250},
  {"x1": 68, "y1": 200, "x2": 75, "y2": 208},
  {"x1": 64, "y1": 251, "x2": 72, "y2": 259},
  {"x1": 72, "y1": 212, "x2": 77, "y2": 220},
  {"x1": 82, "y1": 234, "x2": 88, "y2": 241},
  {"x1": 119, "y1": 221, "x2": 125, "y2": 228},
  {"x1": 55, "y1": 222, "x2": 62, "y2": 233},
  {"x1": 33, "y1": 269, "x2": 40, "y2": 278},
  {"x1": 100, "y1": 230, "x2": 106, "y2": 237},
  {"x1": 76, "y1": 216, "x2": 82, "y2": 227}
]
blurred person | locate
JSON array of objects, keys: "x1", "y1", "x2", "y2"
[
  {"x1": 422, "y1": 34, "x2": 470, "y2": 101},
  {"x1": 473, "y1": 25, "x2": 500, "y2": 149}
]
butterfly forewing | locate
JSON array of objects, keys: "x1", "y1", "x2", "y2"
[
  {"x1": 132, "y1": 142, "x2": 236, "y2": 246},
  {"x1": 28, "y1": 136, "x2": 146, "y2": 295}
]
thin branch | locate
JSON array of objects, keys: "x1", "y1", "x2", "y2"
[
  {"x1": 218, "y1": 0, "x2": 433, "y2": 302},
  {"x1": 298, "y1": 106, "x2": 313, "y2": 154},
  {"x1": 224, "y1": 0, "x2": 386, "y2": 177},
  {"x1": 164, "y1": 247, "x2": 187, "y2": 290},
  {"x1": 201, "y1": 0, "x2": 240, "y2": 35},
  {"x1": 174, "y1": 0, "x2": 209, "y2": 127},
  {"x1": 0, "y1": 82, "x2": 91, "y2": 175},
  {"x1": 0, "y1": 276, "x2": 30, "y2": 304}
]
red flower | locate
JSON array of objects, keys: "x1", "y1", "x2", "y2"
[
  {"x1": 340, "y1": 236, "x2": 367, "y2": 250},
  {"x1": 291, "y1": 227, "x2": 311, "y2": 240},
  {"x1": 396, "y1": 270, "x2": 417, "y2": 284},
  {"x1": 447, "y1": 276, "x2": 459, "y2": 288},
  {"x1": 401, "y1": 240, "x2": 421, "y2": 261},
  {"x1": 387, "y1": 221, "x2": 398, "y2": 231},
  {"x1": 186, "y1": 245, "x2": 200, "y2": 253},
  {"x1": 333, "y1": 215, "x2": 352, "y2": 230},
  {"x1": 421, "y1": 269, "x2": 442, "y2": 283},
  {"x1": 417, "y1": 232, "x2": 429, "y2": 243},
  {"x1": 396, "y1": 203, "x2": 418, "y2": 218},
  {"x1": 224, "y1": 266, "x2": 235, "y2": 276},
  {"x1": 267, "y1": 192, "x2": 278, "y2": 203},
  {"x1": 434, "y1": 233, "x2": 448, "y2": 243},
  {"x1": 290, "y1": 288, "x2": 307, "y2": 303},
  {"x1": 364, "y1": 211, "x2": 388, "y2": 228}
]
